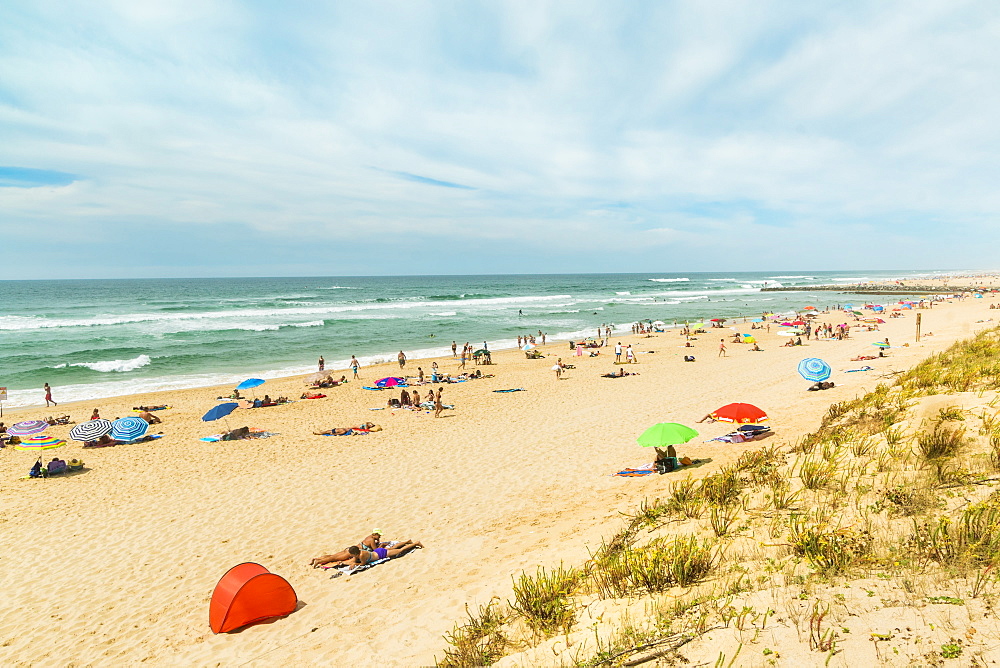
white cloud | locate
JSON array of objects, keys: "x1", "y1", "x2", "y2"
[{"x1": 1, "y1": 1, "x2": 999, "y2": 276}]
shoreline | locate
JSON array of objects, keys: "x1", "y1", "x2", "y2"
[
  {"x1": 2, "y1": 275, "x2": 973, "y2": 413},
  {"x1": 1, "y1": 278, "x2": 998, "y2": 665}
]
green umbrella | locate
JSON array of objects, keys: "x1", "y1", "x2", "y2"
[
  {"x1": 636, "y1": 423, "x2": 699, "y2": 448},
  {"x1": 687, "y1": 322, "x2": 704, "y2": 329}
]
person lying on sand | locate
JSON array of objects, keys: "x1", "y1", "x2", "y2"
[
  {"x1": 343, "y1": 540, "x2": 424, "y2": 571},
  {"x1": 807, "y1": 381, "x2": 836, "y2": 391},
  {"x1": 133, "y1": 405, "x2": 168, "y2": 411},
  {"x1": 310, "y1": 547, "x2": 355, "y2": 568},
  {"x1": 137, "y1": 410, "x2": 162, "y2": 424},
  {"x1": 312, "y1": 422, "x2": 381, "y2": 436},
  {"x1": 851, "y1": 355, "x2": 878, "y2": 361}
]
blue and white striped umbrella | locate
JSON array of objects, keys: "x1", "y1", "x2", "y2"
[
  {"x1": 798, "y1": 358, "x2": 832, "y2": 382},
  {"x1": 69, "y1": 418, "x2": 114, "y2": 442},
  {"x1": 110, "y1": 416, "x2": 149, "y2": 442},
  {"x1": 7, "y1": 420, "x2": 50, "y2": 437}
]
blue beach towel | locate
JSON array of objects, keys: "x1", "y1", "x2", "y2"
[{"x1": 493, "y1": 388, "x2": 526, "y2": 393}]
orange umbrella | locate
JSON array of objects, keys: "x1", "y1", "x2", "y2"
[{"x1": 710, "y1": 403, "x2": 768, "y2": 423}]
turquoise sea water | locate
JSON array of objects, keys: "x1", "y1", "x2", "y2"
[{"x1": 0, "y1": 271, "x2": 950, "y2": 407}]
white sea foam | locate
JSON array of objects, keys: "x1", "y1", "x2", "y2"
[
  {"x1": 288, "y1": 320, "x2": 324, "y2": 328},
  {"x1": 615, "y1": 291, "x2": 631, "y2": 295},
  {"x1": 707, "y1": 278, "x2": 739, "y2": 282},
  {"x1": 648, "y1": 278, "x2": 690, "y2": 283},
  {"x1": 70, "y1": 354, "x2": 151, "y2": 373},
  {"x1": 0, "y1": 294, "x2": 575, "y2": 332},
  {"x1": 429, "y1": 312, "x2": 457, "y2": 317},
  {"x1": 769, "y1": 276, "x2": 814, "y2": 279},
  {"x1": 318, "y1": 286, "x2": 358, "y2": 289}
]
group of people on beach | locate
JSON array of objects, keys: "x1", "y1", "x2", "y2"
[{"x1": 310, "y1": 530, "x2": 424, "y2": 573}]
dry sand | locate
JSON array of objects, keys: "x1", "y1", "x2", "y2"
[{"x1": 0, "y1": 291, "x2": 996, "y2": 665}]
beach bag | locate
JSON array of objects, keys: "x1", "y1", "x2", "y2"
[
  {"x1": 48, "y1": 459, "x2": 68, "y2": 475},
  {"x1": 655, "y1": 457, "x2": 679, "y2": 474},
  {"x1": 684, "y1": 355, "x2": 696, "y2": 362}
]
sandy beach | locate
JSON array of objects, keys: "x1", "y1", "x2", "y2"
[{"x1": 1, "y1": 289, "x2": 997, "y2": 665}]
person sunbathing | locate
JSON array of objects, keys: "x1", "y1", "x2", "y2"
[
  {"x1": 851, "y1": 355, "x2": 877, "y2": 361},
  {"x1": 133, "y1": 405, "x2": 168, "y2": 411},
  {"x1": 343, "y1": 540, "x2": 424, "y2": 571},
  {"x1": 310, "y1": 548, "x2": 356, "y2": 568},
  {"x1": 84, "y1": 434, "x2": 119, "y2": 447},
  {"x1": 313, "y1": 422, "x2": 380, "y2": 436},
  {"x1": 137, "y1": 410, "x2": 162, "y2": 424}
]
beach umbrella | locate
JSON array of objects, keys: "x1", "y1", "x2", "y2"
[
  {"x1": 203, "y1": 403, "x2": 239, "y2": 422},
  {"x1": 375, "y1": 377, "x2": 403, "y2": 388},
  {"x1": 522, "y1": 343, "x2": 536, "y2": 351},
  {"x1": 852, "y1": 311, "x2": 864, "y2": 316},
  {"x1": 236, "y1": 378, "x2": 265, "y2": 390},
  {"x1": 7, "y1": 420, "x2": 51, "y2": 437},
  {"x1": 710, "y1": 403, "x2": 768, "y2": 423},
  {"x1": 872, "y1": 342, "x2": 891, "y2": 348},
  {"x1": 798, "y1": 358, "x2": 832, "y2": 382},
  {"x1": 473, "y1": 349, "x2": 489, "y2": 356},
  {"x1": 69, "y1": 419, "x2": 113, "y2": 442},
  {"x1": 791, "y1": 320, "x2": 806, "y2": 326},
  {"x1": 710, "y1": 318, "x2": 726, "y2": 322},
  {"x1": 14, "y1": 434, "x2": 66, "y2": 452},
  {"x1": 110, "y1": 416, "x2": 149, "y2": 443},
  {"x1": 751, "y1": 318, "x2": 763, "y2": 323},
  {"x1": 653, "y1": 321, "x2": 666, "y2": 326},
  {"x1": 873, "y1": 305, "x2": 884, "y2": 312},
  {"x1": 743, "y1": 336, "x2": 756, "y2": 344},
  {"x1": 636, "y1": 423, "x2": 699, "y2": 448},
  {"x1": 203, "y1": 402, "x2": 239, "y2": 434},
  {"x1": 803, "y1": 306, "x2": 817, "y2": 310}
]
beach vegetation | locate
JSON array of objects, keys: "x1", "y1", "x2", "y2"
[
  {"x1": 510, "y1": 564, "x2": 580, "y2": 637},
  {"x1": 440, "y1": 327, "x2": 1000, "y2": 666},
  {"x1": 436, "y1": 599, "x2": 512, "y2": 667}
]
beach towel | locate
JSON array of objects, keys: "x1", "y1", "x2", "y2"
[
  {"x1": 321, "y1": 429, "x2": 367, "y2": 436},
  {"x1": 493, "y1": 388, "x2": 525, "y2": 393},
  {"x1": 844, "y1": 366, "x2": 874, "y2": 373},
  {"x1": 707, "y1": 432, "x2": 749, "y2": 443},
  {"x1": 613, "y1": 468, "x2": 655, "y2": 477},
  {"x1": 326, "y1": 557, "x2": 390, "y2": 577}
]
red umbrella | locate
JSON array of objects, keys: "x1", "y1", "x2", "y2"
[
  {"x1": 710, "y1": 403, "x2": 769, "y2": 424},
  {"x1": 803, "y1": 306, "x2": 817, "y2": 310},
  {"x1": 710, "y1": 318, "x2": 727, "y2": 322},
  {"x1": 791, "y1": 320, "x2": 806, "y2": 326}
]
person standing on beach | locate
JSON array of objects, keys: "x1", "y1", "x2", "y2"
[
  {"x1": 718, "y1": 339, "x2": 727, "y2": 357},
  {"x1": 459, "y1": 348, "x2": 467, "y2": 369},
  {"x1": 350, "y1": 355, "x2": 360, "y2": 379},
  {"x1": 614, "y1": 342, "x2": 622, "y2": 363},
  {"x1": 44, "y1": 383, "x2": 56, "y2": 407},
  {"x1": 452, "y1": 341, "x2": 457, "y2": 358},
  {"x1": 626, "y1": 345, "x2": 635, "y2": 363},
  {"x1": 398, "y1": 351, "x2": 406, "y2": 369},
  {"x1": 318, "y1": 356, "x2": 325, "y2": 372},
  {"x1": 552, "y1": 359, "x2": 563, "y2": 380},
  {"x1": 434, "y1": 387, "x2": 444, "y2": 417}
]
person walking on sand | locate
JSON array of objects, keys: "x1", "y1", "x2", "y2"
[
  {"x1": 350, "y1": 355, "x2": 360, "y2": 379},
  {"x1": 434, "y1": 387, "x2": 444, "y2": 417},
  {"x1": 718, "y1": 339, "x2": 727, "y2": 357},
  {"x1": 44, "y1": 383, "x2": 56, "y2": 407},
  {"x1": 626, "y1": 344, "x2": 636, "y2": 363},
  {"x1": 552, "y1": 359, "x2": 563, "y2": 380},
  {"x1": 452, "y1": 341, "x2": 457, "y2": 358},
  {"x1": 398, "y1": 351, "x2": 406, "y2": 369},
  {"x1": 614, "y1": 342, "x2": 622, "y2": 363},
  {"x1": 318, "y1": 356, "x2": 325, "y2": 372},
  {"x1": 459, "y1": 348, "x2": 467, "y2": 370}
]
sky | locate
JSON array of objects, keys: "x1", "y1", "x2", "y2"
[{"x1": 2, "y1": 1, "x2": 1000, "y2": 279}]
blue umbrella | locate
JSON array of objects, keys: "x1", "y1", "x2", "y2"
[
  {"x1": 236, "y1": 378, "x2": 265, "y2": 390},
  {"x1": 798, "y1": 358, "x2": 832, "y2": 382},
  {"x1": 203, "y1": 403, "x2": 240, "y2": 422},
  {"x1": 110, "y1": 416, "x2": 150, "y2": 442}
]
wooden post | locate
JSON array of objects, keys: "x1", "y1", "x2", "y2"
[{"x1": 916, "y1": 313, "x2": 921, "y2": 342}]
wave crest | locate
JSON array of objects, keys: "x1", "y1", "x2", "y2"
[{"x1": 70, "y1": 354, "x2": 151, "y2": 373}]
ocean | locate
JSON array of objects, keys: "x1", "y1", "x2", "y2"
[{"x1": 0, "y1": 270, "x2": 950, "y2": 408}]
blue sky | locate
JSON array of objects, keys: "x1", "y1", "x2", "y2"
[{"x1": 2, "y1": 1, "x2": 999, "y2": 278}]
